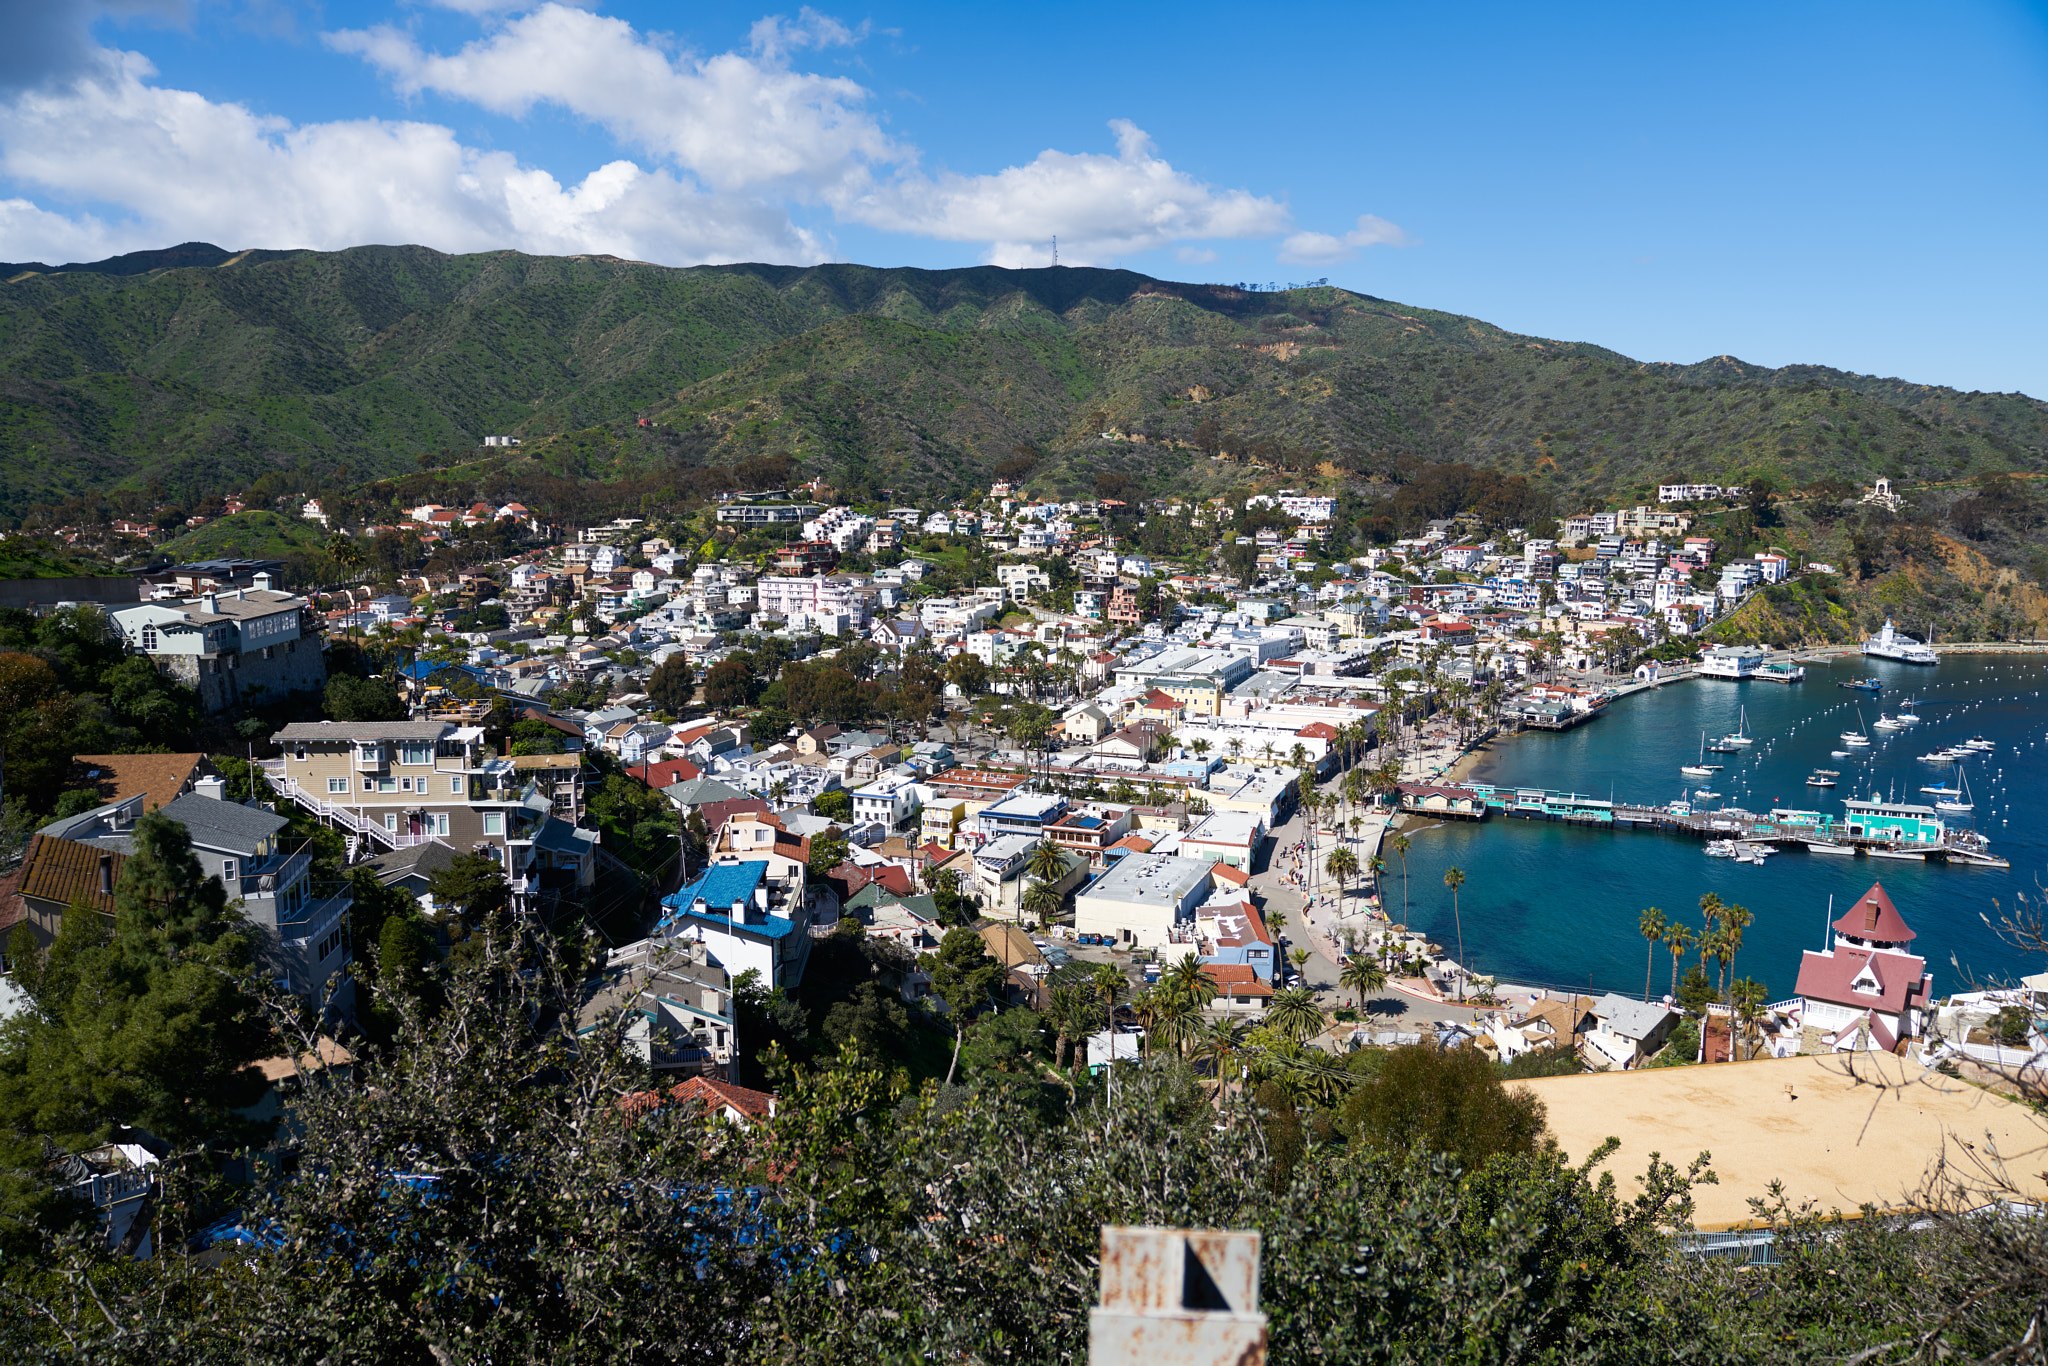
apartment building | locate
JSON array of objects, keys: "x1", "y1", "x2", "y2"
[
  {"x1": 269, "y1": 720, "x2": 595, "y2": 910},
  {"x1": 754, "y1": 574, "x2": 876, "y2": 630},
  {"x1": 109, "y1": 571, "x2": 327, "y2": 714}
]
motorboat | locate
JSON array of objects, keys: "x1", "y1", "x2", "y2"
[
  {"x1": 1806, "y1": 772, "x2": 1836, "y2": 787},
  {"x1": 1807, "y1": 841, "x2": 1855, "y2": 855},
  {"x1": 1838, "y1": 677, "x2": 1883, "y2": 692},
  {"x1": 1831, "y1": 749, "x2": 1851, "y2": 758},
  {"x1": 1873, "y1": 714, "x2": 1905, "y2": 731},
  {"x1": 1694, "y1": 788, "x2": 1720, "y2": 799},
  {"x1": 1919, "y1": 750, "x2": 1960, "y2": 762},
  {"x1": 1705, "y1": 839, "x2": 1740, "y2": 858},
  {"x1": 1842, "y1": 733, "x2": 1870, "y2": 747},
  {"x1": 1868, "y1": 848, "x2": 1927, "y2": 861},
  {"x1": 1962, "y1": 736, "x2": 1996, "y2": 751},
  {"x1": 1706, "y1": 741, "x2": 1743, "y2": 754},
  {"x1": 1919, "y1": 782, "x2": 1963, "y2": 797}
]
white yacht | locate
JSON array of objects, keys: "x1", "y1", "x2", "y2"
[
  {"x1": 1962, "y1": 736, "x2": 1996, "y2": 752},
  {"x1": 1862, "y1": 617, "x2": 1937, "y2": 664},
  {"x1": 1873, "y1": 714, "x2": 1905, "y2": 731}
]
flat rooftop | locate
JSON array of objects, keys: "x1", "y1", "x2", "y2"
[{"x1": 1515, "y1": 1053, "x2": 2048, "y2": 1229}]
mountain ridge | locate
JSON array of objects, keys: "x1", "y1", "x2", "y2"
[{"x1": 0, "y1": 243, "x2": 2042, "y2": 522}]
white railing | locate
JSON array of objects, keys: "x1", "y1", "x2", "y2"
[{"x1": 267, "y1": 777, "x2": 431, "y2": 852}]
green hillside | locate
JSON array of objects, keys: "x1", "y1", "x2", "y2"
[
  {"x1": 1, "y1": 245, "x2": 2043, "y2": 521},
  {"x1": 157, "y1": 509, "x2": 332, "y2": 562}
]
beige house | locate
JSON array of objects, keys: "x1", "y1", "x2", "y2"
[{"x1": 270, "y1": 720, "x2": 596, "y2": 911}]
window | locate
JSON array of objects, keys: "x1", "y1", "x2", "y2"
[
  {"x1": 327, "y1": 777, "x2": 348, "y2": 795},
  {"x1": 384, "y1": 813, "x2": 398, "y2": 833},
  {"x1": 220, "y1": 859, "x2": 237, "y2": 885},
  {"x1": 376, "y1": 778, "x2": 397, "y2": 793},
  {"x1": 451, "y1": 776, "x2": 464, "y2": 795},
  {"x1": 400, "y1": 777, "x2": 414, "y2": 792},
  {"x1": 362, "y1": 778, "x2": 374, "y2": 791},
  {"x1": 141, "y1": 626, "x2": 159, "y2": 650},
  {"x1": 295, "y1": 746, "x2": 307, "y2": 762},
  {"x1": 400, "y1": 744, "x2": 432, "y2": 766},
  {"x1": 431, "y1": 813, "x2": 450, "y2": 837},
  {"x1": 482, "y1": 812, "x2": 503, "y2": 836}
]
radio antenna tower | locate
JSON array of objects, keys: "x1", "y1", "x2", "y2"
[{"x1": 1052, "y1": 235, "x2": 1059, "y2": 267}]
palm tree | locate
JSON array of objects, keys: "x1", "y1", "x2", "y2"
[
  {"x1": 1728, "y1": 977, "x2": 1768, "y2": 1062},
  {"x1": 1022, "y1": 879, "x2": 1064, "y2": 930},
  {"x1": 1638, "y1": 906, "x2": 1667, "y2": 1000},
  {"x1": 1227, "y1": 738, "x2": 1244, "y2": 761},
  {"x1": 1047, "y1": 984, "x2": 1088, "y2": 1070},
  {"x1": 1267, "y1": 986, "x2": 1325, "y2": 1043},
  {"x1": 1199, "y1": 1017, "x2": 1246, "y2": 1085},
  {"x1": 1141, "y1": 986, "x2": 1201, "y2": 1059},
  {"x1": 1092, "y1": 961, "x2": 1126, "y2": 1034},
  {"x1": 1190, "y1": 738, "x2": 1211, "y2": 762},
  {"x1": 1443, "y1": 866, "x2": 1467, "y2": 999},
  {"x1": 1325, "y1": 846, "x2": 1359, "y2": 896},
  {"x1": 1366, "y1": 853, "x2": 1386, "y2": 893},
  {"x1": 1339, "y1": 953, "x2": 1387, "y2": 1007},
  {"x1": 1718, "y1": 903, "x2": 1753, "y2": 1001},
  {"x1": 1260, "y1": 740, "x2": 1277, "y2": 768},
  {"x1": 1389, "y1": 833, "x2": 1411, "y2": 921},
  {"x1": 1663, "y1": 923, "x2": 1695, "y2": 999},
  {"x1": 1026, "y1": 839, "x2": 1068, "y2": 885},
  {"x1": 1265, "y1": 907, "x2": 1287, "y2": 943},
  {"x1": 1165, "y1": 951, "x2": 1215, "y2": 1005},
  {"x1": 1290, "y1": 946, "x2": 1311, "y2": 976}
]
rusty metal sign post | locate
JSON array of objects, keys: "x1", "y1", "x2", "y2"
[{"x1": 1088, "y1": 1225, "x2": 1267, "y2": 1366}]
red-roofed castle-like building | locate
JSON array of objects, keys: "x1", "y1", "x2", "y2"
[{"x1": 1792, "y1": 882, "x2": 1933, "y2": 1054}]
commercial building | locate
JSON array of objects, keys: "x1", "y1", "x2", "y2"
[{"x1": 1072, "y1": 853, "x2": 1218, "y2": 948}]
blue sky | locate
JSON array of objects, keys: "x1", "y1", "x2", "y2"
[{"x1": 2, "y1": 0, "x2": 2044, "y2": 396}]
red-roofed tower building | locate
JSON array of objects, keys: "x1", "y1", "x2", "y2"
[{"x1": 1791, "y1": 882, "x2": 1933, "y2": 1054}]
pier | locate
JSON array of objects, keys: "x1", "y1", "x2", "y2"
[{"x1": 1396, "y1": 782, "x2": 2008, "y2": 868}]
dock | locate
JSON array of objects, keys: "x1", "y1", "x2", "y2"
[{"x1": 1396, "y1": 782, "x2": 2008, "y2": 868}]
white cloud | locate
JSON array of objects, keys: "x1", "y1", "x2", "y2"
[
  {"x1": 0, "y1": 49, "x2": 823, "y2": 264},
  {"x1": 326, "y1": 3, "x2": 899, "y2": 198},
  {"x1": 845, "y1": 120, "x2": 1289, "y2": 267},
  {"x1": 1278, "y1": 212, "x2": 1413, "y2": 265},
  {"x1": 1175, "y1": 246, "x2": 1218, "y2": 265}
]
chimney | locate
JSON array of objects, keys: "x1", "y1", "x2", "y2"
[
  {"x1": 252, "y1": 571, "x2": 273, "y2": 592},
  {"x1": 202, "y1": 592, "x2": 220, "y2": 614},
  {"x1": 97, "y1": 852, "x2": 113, "y2": 896},
  {"x1": 194, "y1": 775, "x2": 227, "y2": 800}
]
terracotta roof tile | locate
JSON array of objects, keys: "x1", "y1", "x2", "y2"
[
  {"x1": 70, "y1": 753, "x2": 209, "y2": 811},
  {"x1": 17, "y1": 834, "x2": 124, "y2": 917}
]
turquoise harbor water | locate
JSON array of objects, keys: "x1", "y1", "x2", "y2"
[{"x1": 1395, "y1": 654, "x2": 2048, "y2": 1001}]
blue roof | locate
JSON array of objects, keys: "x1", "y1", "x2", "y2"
[
  {"x1": 659, "y1": 861, "x2": 800, "y2": 939},
  {"x1": 401, "y1": 661, "x2": 487, "y2": 681}
]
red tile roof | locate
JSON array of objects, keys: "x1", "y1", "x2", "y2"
[
  {"x1": 1209, "y1": 862, "x2": 1250, "y2": 887},
  {"x1": 672, "y1": 1075, "x2": 778, "y2": 1120},
  {"x1": 1294, "y1": 722, "x2": 1337, "y2": 740},
  {"x1": 1200, "y1": 963, "x2": 1274, "y2": 998},
  {"x1": 1793, "y1": 946, "x2": 1931, "y2": 1016},
  {"x1": 628, "y1": 757, "x2": 703, "y2": 788},
  {"x1": 1832, "y1": 881, "x2": 1916, "y2": 943}
]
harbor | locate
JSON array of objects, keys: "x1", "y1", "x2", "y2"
[{"x1": 1390, "y1": 652, "x2": 2045, "y2": 1000}]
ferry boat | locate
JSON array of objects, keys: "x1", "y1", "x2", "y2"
[
  {"x1": 1862, "y1": 617, "x2": 1938, "y2": 665},
  {"x1": 1838, "y1": 677, "x2": 1883, "y2": 692}
]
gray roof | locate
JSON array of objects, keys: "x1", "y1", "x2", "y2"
[
  {"x1": 535, "y1": 819, "x2": 599, "y2": 856},
  {"x1": 274, "y1": 720, "x2": 452, "y2": 743},
  {"x1": 1591, "y1": 993, "x2": 1679, "y2": 1042},
  {"x1": 362, "y1": 838, "x2": 463, "y2": 885},
  {"x1": 157, "y1": 794, "x2": 288, "y2": 852},
  {"x1": 661, "y1": 775, "x2": 750, "y2": 807}
]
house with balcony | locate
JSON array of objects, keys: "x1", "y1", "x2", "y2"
[
  {"x1": 1043, "y1": 805, "x2": 1135, "y2": 865},
  {"x1": 577, "y1": 936, "x2": 736, "y2": 1077},
  {"x1": 109, "y1": 571, "x2": 327, "y2": 714},
  {"x1": 654, "y1": 861, "x2": 814, "y2": 989},
  {"x1": 268, "y1": 720, "x2": 594, "y2": 911},
  {"x1": 37, "y1": 786, "x2": 354, "y2": 1011},
  {"x1": 852, "y1": 773, "x2": 926, "y2": 835},
  {"x1": 974, "y1": 790, "x2": 1069, "y2": 842}
]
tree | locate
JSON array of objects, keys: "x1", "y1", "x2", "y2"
[
  {"x1": 920, "y1": 928, "x2": 1003, "y2": 1086},
  {"x1": 326, "y1": 673, "x2": 405, "y2": 722},
  {"x1": 1443, "y1": 866, "x2": 1468, "y2": 998},
  {"x1": 646, "y1": 654, "x2": 697, "y2": 714},
  {"x1": 427, "y1": 852, "x2": 510, "y2": 931},
  {"x1": 1389, "y1": 832, "x2": 1411, "y2": 921},
  {"x1": 1339, "y1": 954, "x2": 1387, "y2": 1008},
  {"x1": 1266, "y1": 985, "x2": 1325, "y2": 1043},
  {"x1": 813, "y1": 788, "x2": 852, "y2": 821},
  {"x1": 1340, "y1": 1043, "x2": 1551, "y2": 1169},
  {"x1": 0, "y1": 810, "x2": 273, "y2": 1150},
  {"x1": 1025, "y1": 839, "x2": 1067, "y2": 886},
  {"x1": 1663, "y1": 922, "x2": 1695, "y2": 1000},
  {"x1": 702, "y1": 657, "x2": 758, "y2": 710},
  {"x1": 1325, "y1": 846, "x2": 1359, "y2": 896},
  {"x1": 1638, "y1": 906, "x2": 1667, "y2": 1001},
  {"x1": 1022, "y1": 879, "x2": 1064, "y2": 930}
]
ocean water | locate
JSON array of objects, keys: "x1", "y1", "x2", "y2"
[{"x1": 1393, "y1": 654, "x2": 2048, "y2": 1002}]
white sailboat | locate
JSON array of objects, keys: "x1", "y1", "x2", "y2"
[
  {"x1": 1935, "y1": 771, "x2": 1974, "y2": 815},
  {"x1": 1841, "y1": 707, "x2": 1870, "y2": 747},
  {"x1": 1680, "y1": 730, "x2": 1715, "y2": 779},
  {"x1": 1718, "y1": 705, "x2": 1755, "y2": 748}
]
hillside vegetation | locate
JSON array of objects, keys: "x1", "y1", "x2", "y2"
[{"x1": 2, "y1": 245, "x2": 2044, "y2": 524}]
